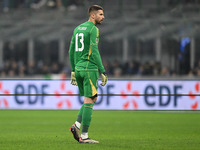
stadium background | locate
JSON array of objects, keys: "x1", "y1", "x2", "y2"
[
  {"x1": 0, "y1": 0, "x2": 200, "y2": 79},
  {"x1": 0, "y1": 1, "x2": 200, "y2": 150},
  {"x1": 0, "y1": 0, "x2": 200, "y2": 110}
]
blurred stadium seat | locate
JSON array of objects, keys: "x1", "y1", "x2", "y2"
[{"x1": 0, "y1": 0, "x2": 200, "y2": 79}]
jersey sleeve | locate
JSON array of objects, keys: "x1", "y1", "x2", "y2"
[
  {"x1": 90, "y1": 27, "x2": 105, "y2": 73},
  {"x1": 68, "y1": 32, "x2": 75, "y2": 72}
]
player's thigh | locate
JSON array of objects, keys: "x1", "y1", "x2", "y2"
[
  {"x1": 75, "y1": 70, "x2": 84, "y2": 96},
  {"x1": 83, "y1": 71, "x2": 99, "y2": 97}
]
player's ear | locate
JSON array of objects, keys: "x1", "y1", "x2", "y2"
[{"x1": 91, "y1": 13, "x2": 95, "y2": 19}]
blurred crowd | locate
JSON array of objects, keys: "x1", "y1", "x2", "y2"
[
  {"x1": 0, "y1": 59, "x2": 200, "y2": 78},
  {"x1": 0, "y1": 0, "x2": 200, "y2": 78},
  {"x1": 0, "y1": 0, "x2": 82, "y2": 12},
  {"x1": 0, "y1": 60, "x2": 69, "y2": 78},
  {"x1": 1, "y1": 0, "x2": 199, "y2": 13},
  {"x1": 103, "y1": 59, "x2": 200, "y2": 77}
]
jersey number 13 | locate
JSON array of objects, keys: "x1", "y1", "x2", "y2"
[{"x1": 75, "y1": 33, "x2": 84, "y2": 52}]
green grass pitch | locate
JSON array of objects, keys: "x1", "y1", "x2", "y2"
[{"x1": 0, "y1": 110, "x2": 200, "y2": 150}]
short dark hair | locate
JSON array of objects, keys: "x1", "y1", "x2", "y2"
[{"x1": 88, "y1": 5, "x2": 103, "y2": 15}]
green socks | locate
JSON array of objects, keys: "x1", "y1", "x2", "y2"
[
  {"x1": 76, "y1": 103, "x2": 94, "y2": 133},
  {"x1": 76, "y1": 104, "x2": 84, "y2": 123},
  {"x1": 82, "y1": 103, "x2": 94, "y2": 133}
]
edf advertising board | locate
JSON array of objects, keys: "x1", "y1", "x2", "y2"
[{"x1": 0, "y1": 80, "x2": 199, "y2": 110}]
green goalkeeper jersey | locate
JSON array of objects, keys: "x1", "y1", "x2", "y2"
[{"x1": 69, "y1": 21, "x2": 105, "y2": 73}]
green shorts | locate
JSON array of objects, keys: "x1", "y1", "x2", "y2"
[{"x1": 75, "y1": 70, "x2": 99, "y2": 97}]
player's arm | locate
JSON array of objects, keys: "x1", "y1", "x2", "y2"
[
  {"x1": 90, "y1": 27, "x2": 108, "y2": 86},
  {"x1": 69, "y1": 33, "x2": 75, "y2": 71},
  {"x1": 90, "y1": 27, "x2": 105, "y2": 73},
  {"x1": 68, "y1": 32, "x2": 77, "y2": 86}
]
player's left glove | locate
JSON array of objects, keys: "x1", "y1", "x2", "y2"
[
  {"x1": 100, "y1": 72, "x2": 108, "y2": 86},
  {"x1": 70, "y1": 72, "x2": 77, "y2": 86}
]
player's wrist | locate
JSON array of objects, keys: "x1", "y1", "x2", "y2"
[{"x1": 102, "y1": 72, "x2": 107, "y2": 76}]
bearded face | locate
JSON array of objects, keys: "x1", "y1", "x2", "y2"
[{"x1": 93, "y1": 10, "x2": 105, "y2": 25}]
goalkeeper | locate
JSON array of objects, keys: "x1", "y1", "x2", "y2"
[{"x1": 68, "y1": 5, "x2": 108, "y2": 144}]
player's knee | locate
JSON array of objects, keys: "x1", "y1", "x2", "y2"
[
  {"x1": 84, "y1": 95, "x2": 97, "y2": 104},
  {"x1": 91, "y1": 94, "x2": 97, "y2": 102}
]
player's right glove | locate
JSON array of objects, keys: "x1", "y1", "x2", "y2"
[
  {"x1": 70, "y1": 72, "x2": 77, "y2": 86},
  {"x1": 100, "y1": 72, "x2": 108, "y2": 86}
]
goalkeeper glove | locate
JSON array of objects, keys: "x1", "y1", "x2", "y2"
[
  {"x1": 70, "y1": 72, "x2": 77, "y2": 86},
  {"x1": 100, "y1": 72, "x2": 108, "y2": 86}
]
